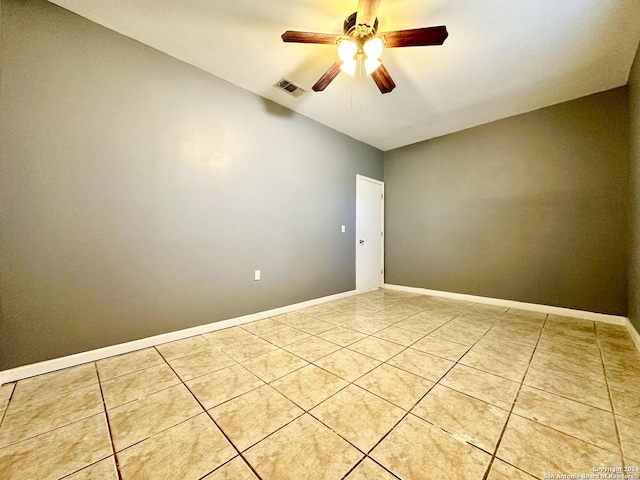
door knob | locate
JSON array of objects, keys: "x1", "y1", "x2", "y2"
[{"x1": 359, "y1": 239, "x2": 365, "y2": 245}]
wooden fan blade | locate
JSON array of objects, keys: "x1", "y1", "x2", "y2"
[
  {"x1": 312, "y1": 61, "x2": 343, "y2": 92},
  {"x1": 281, "y1": 31, "x2": 340, "y2": 45},
  {"x1": 383, "y1": 26, "x2": 448, "y2": 48},
  {"x1": 356, "y1": 0, "x2": 381, "y2": 31},
  {"x1": 370, "y1": 63, "x2": 395, "y2": 94}
]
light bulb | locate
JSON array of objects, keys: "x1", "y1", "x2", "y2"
[
  {"x1": 364, "y1": 57, "x2": 381, "y2": 75},
  {"x1": 338, "y1": 39, "x2": 357, "y2": 63},
  {"x1": 363, "y1": 37, "x2": 383, "y2": 60},
  {"x1": 340, "y1": 59, "x2": 357, "y2": 76}
]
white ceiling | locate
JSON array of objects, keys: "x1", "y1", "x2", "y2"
[{"x1": 49, "y1": 0, "x2": 640, "y2": 151}]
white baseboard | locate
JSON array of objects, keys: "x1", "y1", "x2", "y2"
[
  {"x1": 383, "y1": 283, "x2": 628, "y2": 324},
  {"x1": 385, "y1": 283, "x2": 640, "y2": 354},
  {"x1": 628, "y1": 318, "x2": 640, "y2": 353},
  {"x1": 0, "y1": 289, "x2": 357, "y2": 386}
]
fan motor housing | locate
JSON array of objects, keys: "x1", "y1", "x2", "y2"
[{"x1": 343, "y1": 12, "x2": 378, "y2": 38}]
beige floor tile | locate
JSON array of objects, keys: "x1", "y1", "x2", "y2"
[
  {"x1": 426, "y1": 326, "x2": 483, "y2": 346},
  {"x1": 596, "y1": 322, "x2": 631, "y2": 339},
  {"x1": 245, "y1": 414, "x2": 362, "y2": 480},
  {"x1": 387, "y1": 348, "x2": 454, "y2": 381},
  {"x1": 271, "y1": 364, "x2": 348, "y2": 410},
  {"x1": 284, "y1": 336, "x2": 341, "y2": 362},
  {"x1": 383, "y1": 304, "x2": 426, "y2": 316},
  {"x1": 460, "y1": 348, "x2": 530, "y2": 382},
  {"x1": 219, "y1": 336, "x2": 279, "y2": 362},
  {"x1": 271, "y1": 312, "x2": 315, "y2": 329},
  {"x1": 546, "y1": 314, "x2": 595, "y2": 328},
  {"x1": 186, "y1": 364, "x2": 264, "y2": 409},
  {"x1": 470, "y1": 304, "x2": 509, "y2": 316},
  {"x1": 487, "y1": 460, "x2": 537, "y2": 480},
  {"x1": 393, "y1": 317, "x2": 443, "y2": 334},
  {"x1": 242, "y1": 318, "x2": 287, "y2": 335},
  {"x1": 535, "y1": 337, "x2": 601, "y2": 363},
  {"x1": 539, "y1": 330, "x2": 598, "y2": 348},
  {"x1": 497, "y1": 414, "x2": 621, "y2": 479},
  {"x1": 0, "y1": 383, "x2": 103, "y2": 447},
  {"x1": 364, "y1": 311, "x2": 410, "y2": 324},
  {"x1": 611, "y1": 384, "x2": 640, "y2": 420},
  {"x1": 241, "y1": 349, "x2": 308, "y2": 382},
  {"x1": 314, "y1": 349, "x2": 380, "y2": 382},
  {"x1": 484, "y1": 326, "x2": 541, "y2": 347},
  {"x1": 202, "y1": 456, "x2": 258, "y2": 479},
  {"x1": 310, "y1": 384, "x2": 404, "y2": 452},
  {"x1": 117, "y1": 414, "x2": 235, "y2": 480},
  {"x1": 472, "y1": 336, "x2": 535, "y2": 360},
  {"x1": 101, "y1": 363, "x2": 180, "y2": 409},
  {"x1": 341, "y1": 318, "x2": 389, "y2": 335},
  {"x1": 258, "y1": 325, "x2": 310, "y2": 346},
  {"x1": 440, "y1": 364, "x2": 519, "y2": 410},
  {"x1": 325, "y1": 312, "x2": 370, "y2": 325},
  {"x1": 64, "y1": 456, "x2": 118, "y2": 479},
  {"x1": 411, "y1": 336, "x2": 470, "y2": 360},
  {"x1": 601, "y1": 348, "x2": 640, "y2": 371},
  {"x1": 167, "y1": 348, "x2": 236, "y2": 382},
  {"x1": 412, "y1": 384, "x2": 509, "y2": 453},
  {"x1": 293, "y1": 318, "x2": 336, "y2": 335},
  {"x1": 0, "y1": 413, "x2": 112, "y2": 480},
  {"x1": 318, "y1": 327, "x2": 368, "y2": 347},
  {"x1": 530, "y1": 349, "x2": 606, "y2": 383},
  {"x1": 524, "y1": 365, "x2": 611, "y2": 411},
  {"x1": 373, "y1": 326, "x2": 424, "y2": 346},
  {"x1": 448, "y1": 316, "x2": 496, "y2": 333},
  {"x1": 203, "y1": 327, "x2": 255, "y2": 347},
  {"x1": 11, "y1": 363, "x2": 98, "y2": 404},
  {"x1": 209, "y1": 385, "x2": 303, "y2": 451},
  {"x1": 355, "y1": 364, "x2": 434, "y2": 410},
  {"x1": 300, "y1": 304, "x2": 343, "y2": 316},
  {"x1": 345, "y1": 458, "x2": 397, "y2": 479},
  {"x1": 156, "y1": 335, "x2": 211, "y2": 361},
  {"x1": 617, "y1": 415, "x2": 640, "y2": 462},
  {"x1": 108, "y1": 384, "x2": 202, "y2": 451},
  {"x1": 604, "y1": 358, "x2": 640, "y2": 384},
  {"x1": 348, "y1": 337, "x2": 405, "y2": 362},
  {"x1": 371, "y1": 414, "x2": 491, "y2": 480},
  {"x1": 96, "y1": 349, "x2": 164, "y2": 381},
  {"x1": 410, "y1": 308, "x2": 460, "y2": 322},
  {"x1": 503, "y1": 308, "x2": 547, "y2": 321},
  {"x1": 599, "y1": 337, "x2": 638, "y2": 352}
]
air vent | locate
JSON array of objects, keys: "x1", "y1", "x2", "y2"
[{"x1": 274, "y1": 78, "x2": 307, "y2": 98}]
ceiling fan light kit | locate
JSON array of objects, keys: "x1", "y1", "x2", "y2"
[{"x1": 281, "y1": 0, "x2": 448, "y2": 94}]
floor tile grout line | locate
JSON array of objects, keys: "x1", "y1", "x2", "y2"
[
  {"x1": 594, "y1": 322, "x2": 627, "y2": 467},
  {"x1": 481, "y1": 313, "x2": 548, "y2": 480},
  {"x1": 357, "y1": 310, "x2": 508, "y2": 469},
  {"x1": 94, "y1": 363, "x2": 124, "y2": 480},
  {"x1": 161, "y1": 355, "x2": 266, "y2": 480},
  {"x1": 0, "y1": 383, "x2": 16, "y2": 432}
]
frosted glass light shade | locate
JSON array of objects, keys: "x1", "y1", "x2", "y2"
[
  {"x1": 338, "y1": 40, "x2": 357, "y2": 62},
  {"x1": 363, "y1": 37, "x2": 383, "y2": 60},
  {"x1": 340, "y1": 59, "x2": 357, "y2": 76},
  {"x1": 364, "y1": 57, "x2": 381, "y2": 75}
]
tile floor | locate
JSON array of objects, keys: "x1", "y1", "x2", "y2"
[{"x1": 1, "y1": 289, "x2": 640, "y2": 479}]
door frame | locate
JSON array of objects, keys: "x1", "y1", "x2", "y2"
[{"x1": 355, "y1": 174, "x2": 385, "y2": 293}]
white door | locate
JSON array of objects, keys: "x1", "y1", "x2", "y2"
[{"x1": 356, "y1": 175, "x2": 384, "y2": 292}]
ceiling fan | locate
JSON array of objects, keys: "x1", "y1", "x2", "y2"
[{"x1": 281, "y1": 0, "x2": 448, "y2": 94}]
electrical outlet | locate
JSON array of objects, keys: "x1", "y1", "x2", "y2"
[
  {"x1": 254, "y1": 270, "x2": 261, "y2": 281},
  {"x1": 341, "y1": 225, "x2": 346, "y2": 233}
]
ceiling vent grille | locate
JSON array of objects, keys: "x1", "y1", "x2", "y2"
[{"x1": 274, "y1": 78, "x2": 307, "y2": 97}]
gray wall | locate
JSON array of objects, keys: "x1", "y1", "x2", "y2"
[
  {"x1": 630, "y1": 42, "x2": 640, "y2": 334},
  {"x1": 384, "y1": 89, "x2": 629, "y2": 316},
  {"x1": 0, "y1": 0, "x2": 383, "y2": 370}
]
